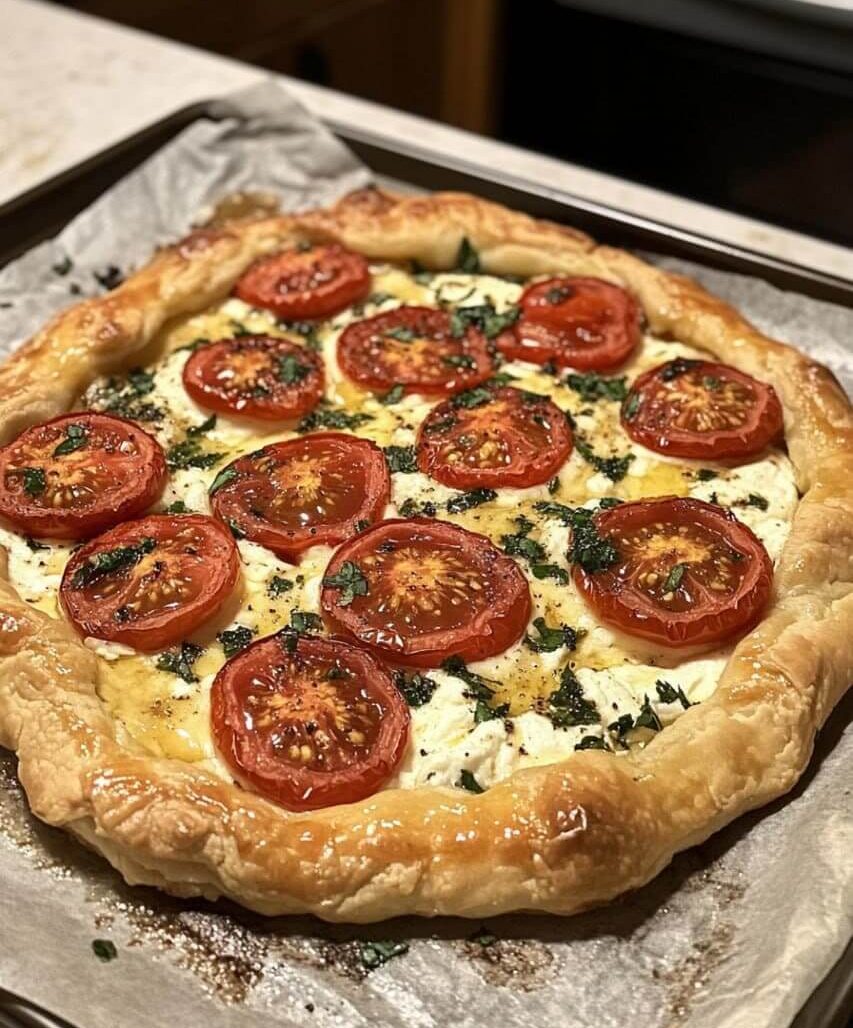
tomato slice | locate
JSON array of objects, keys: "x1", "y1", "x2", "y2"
[
  {"x1": 416, "y1": 385, "x2": 572, "y2": 489},
  {"x1": 211, "y1": 633, "x2": 409, "y2": 811},
  {"x1": 321, "y1": 518, "x2": 531, "y2": 667},
  {"x1": 182, "y1": 336, "x2": 324, "y2": 421},
  {"x1": 572, "y1": 497, "x2": 773, "y2": 649},
  {"x1": 233, "y1": 244, "x2": 370, "y2": 320},
  {"x1": 210, "y1": 433, "x2": 391, "y2": 563},
  {"x1": 60, "y1": 514, "x2": 239, "y2": 651},
  {"x1": 337, "y1": 306, "x2": 494, "y2": 396},
  {"x1": 0, "y1": 413, "x2": 167, "y2": 540},
  {"x1": 621, "y1": 359, "x2": 784, "y2": 460},
  {"x1": 499, "y1": 277, "x2": 640, "y2": 371}
]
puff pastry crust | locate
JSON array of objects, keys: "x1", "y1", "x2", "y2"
[{"x1": 0, "y1": 189, "x2": 850, "y2": 922}]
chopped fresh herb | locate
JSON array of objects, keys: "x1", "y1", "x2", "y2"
[
  {"x1": 662, "y1": 563, "x2": 687, "y2": 593},
  {"x1": 451, "y1": 386, "x2": 493, "y2": 409},
  {"x1": 524, "y1": 617, "x2": 582, "y2": 654},
  {"x1": 574, "y1": 735, "x2": 607, "y2": 751},
  {"x1": 279, "y1": 320, "x2": 321, "y2": 350},
  {"x1": 457, "y1": 769, "x2": 485, "y2": 794},
  {"x1": 53, "y1": 423, "x2": 87, "y2": 457},
  {"x1": 52, "y1": 255, "x2": 73, "y2": 276},
  {"x1": 231, "y1": 320, "x2": 251, "y2": 336},
  {"x1": 156, "y1": 642, "x2": 204, "y2": 683},
  {"x1": 167, "y1": 439, "x2": 223, "y2": 472},
  {"x1": 486, "y1": 371, "x2": 518, "y2": 387},
  {"x1": 367, "y1": 291, "x2": 394, "y2": 307},
  {"x1": 548, "y1": 476, "x2": 560, "y2": 495},
  {"x1": 608, "y1": 713, "x2": 635, "y2": 741},
  {"x1": 21, "y1": 466, "x2": 46, "y2": 496},
  {"x1": 565, "y1": 373, "x2": 628, "y2": 403},
  {"x1": 277, "y1": 354, "x2": 311, "y2": 385},
  {"x1": 187, "y1": 414, "x2": 216, "y2": 436},
  {"x1": 423, "y1": 414, "x2": 458, "y2": 434},
  {"x1": 500, "y1": 515, "x2": 546, "y2": 564},
  {"x1": 655, "y1": 679, "x2": 693, "y2": 709},
  {"x1": 380, "y1": 383, "x2": 405, "y2": 405},
  {"x1": 442, "y1": 353, "x2": 476, "y2": 369},
  {"x1": 290, "y1": 610, "x2": 323, "y2": 634},
  {"x1": 71, "y1": 537, "x2": 155, "y2": 589},
  {"x1": 744, "y1": 493, "x2": 769, "y2": 511},
  {"x1": 696, "y1": 468, "x2": 717, "y2": 482},
  {"x1": 393, "y1": 670, "x2": 438, "y2": 708},
  {"x1": 383, "y1": 445, "x2": 417, "y2": 474},
  {"x1": 635, "y1": 696, "x2": 663, "y2": 732},
  {"x1": 398, "y1": 497, "x2": 437, "y2": 518},
  {"x1": 567, "y1": 507, "x2": 620, "y2": 574},
  {"x1": 92, "y1": 939, "x2": 118, "y2": 962},
  {"x1": 323, "y1": 561, "x2": 368, "y2": 606},
  {"x1": 298, "y1": 406, "x2": 373, "y2": 433},
  {"x1": 622, "y1": 391, "x2": 641, "y2": 419},
  {"x1": 449, "y1": 303, "x2": 520, "y2": 341},
  {"x1": 93, "y1": 265, "x2": 124, "y2": 290},
  {"x1": 445, "y1": 488, "x2": 497, "y2": 514},
  {"x1": 470, "y1": 927, "x2": 497, "y2": 947},
  {"x1": 208, "y1": 466, "x2": 238, "y2": 495},
  {"x1": 385, "y1": 326, "x2": 416, "y2": 343},
  {"x1": 218, "y1": 625, "x2": 254, "y2": 658},
  {"x1": 359, "y1": 940, "x2": 410, "y2": 970},
  {"x1": 268, "y1": 575, "x2": 293, "y2": 598},
  {"x1": 25, "y1": 537, "x2": 50, "y2": 552},
  {"x1": 225, "y1": 518, "x2": 245, "y2": 539},
  {"x1": 575, "y1": 439, "x2": 634, "y2": 483},
  {"x1": 91, "y1": 369, "x2": 164, "y2": 422},
  {"x1": 440, "y1": 655, "x2": 507, "y2": 723},
  {"x1": 702, "y1": 375, "x2": 721, "y2": 391},
  {"x1": 455, "y1": 236, "x2": 481, "y2": 273},
  {"x1": 530, "y1": 563, "x2": 569, "y2": 584},
  {"x1": 660, "y1": 358, "x2": 700, "y2": 382},
  {"x1": 547, "y1": 666, "x2": 599, "y2": 728},
  {"x1": 533, "y1": 500, "x2": 576, "y2": 525},
  {"x1": 163, "y1": 500, "x2": 190, "y2": 514},
  {"x1": 545, "y1": 285, "x2": 572, "y2": 304},
  {"x1": 127, "y1": 368, "x2": 155, "y2": 396}
]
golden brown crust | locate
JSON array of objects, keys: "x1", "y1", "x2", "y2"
[{"x1": 0, "y1": 189, "x2": 850, "y2": 922}]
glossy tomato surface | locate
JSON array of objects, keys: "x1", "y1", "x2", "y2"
[
  {"x1": 211, "y1": 633, "x2": 409, "y2": 811},
  {"x1": 337, "y1": 306, "x2": 493, "y2": 396},
  {"x1": 234, "y1": 244, "x2": 370, "y2": 320},
  {"x1": 210, "y1": 433, "x2": 391, "y2": 562},
  {"x1": 182, "y1": 336, "x2": 324, "y2": 421},
  {"x1": 500, "y1": 276, "x2": 640, "y2": 371},
  {"x1": 60, "y1": 514, "x2": 239, "y2": 651},
  {"x1": 572, "y1": 497, "x2": 773, "y2": 649},
  {"x1": 0, "y1": 413, "x2": 167, "y2": 540},
  {"x1": 621, "y1": 358, "x2": 784, "y2": 460},
  {"x1": 416, "y1": 385, "x2": 572, "y2": 489},
  {"x1": 321, "y1": 518, "x2": 531, "y2": 667}
]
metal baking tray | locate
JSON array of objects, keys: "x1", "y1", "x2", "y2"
[{"x1": 0, "y1": 101, "x2": 850, "y2": 1028}]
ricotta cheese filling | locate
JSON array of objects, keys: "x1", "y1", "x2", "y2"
[{"x1": 0, "y1": 266, "x2": 800, "y2": 794}]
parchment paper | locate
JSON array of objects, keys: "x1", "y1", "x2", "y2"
[{"x1": 0, "y1": 81, "x2": 850, "y2": 1028}]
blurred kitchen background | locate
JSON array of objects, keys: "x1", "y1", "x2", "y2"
[{"x1": 57, "y1": 0, "x2": 853, "y2": 246}]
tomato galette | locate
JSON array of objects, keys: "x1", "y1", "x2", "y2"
[{"x1": 0, "y1": 190, "x2": 849, "y2": 922}]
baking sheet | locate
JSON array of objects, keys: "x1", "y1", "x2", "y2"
[{"x1": 0, "y1": 80, "x2": 850, "y2": 1028}]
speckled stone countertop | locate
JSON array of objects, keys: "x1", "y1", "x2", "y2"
[{"x1": 1, "y1": 0, "x2": 850, "y2": 282}]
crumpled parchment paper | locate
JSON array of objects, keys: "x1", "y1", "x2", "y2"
[{"x1": 0, "y1": 80, "x2": 850, "y2": 1028}]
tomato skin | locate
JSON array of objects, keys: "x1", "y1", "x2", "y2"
[
  {"x1": 337, "y1": 306, "x2": 494, "y2": 396},
  {"x1": 211, "y1": 633, "x2": 410, "y2": 811},
  {"x1": 499, "y1": 276, "x2": 640, "y2": 371},
  {"x1": 321, "y1": 518, "x2": 532, "y2": 668},
  {"x1": 416, "y1": 385, "x2": 573, "y2": 490},
  {"x1": 0, "y1": 413, "x2": 167, "y2": 540},
  {"x1": 234, "y1": 244, "x2": 370, "y2": 320},
  {"x1": 60, "y1": 514, "x2": 239, "y2": 651},
  {"x1": 210, "y1": 433, "x2": 391, "y2": 563},
  {"x1": 182, "y1": 335, "x2": 324, "y2": 421},
  {"x1": 622, "y1": 359, "x2": 784, "y2": 460},
  {"x1": 573, "y1": 497, "x2": 773, "y2": 650}
]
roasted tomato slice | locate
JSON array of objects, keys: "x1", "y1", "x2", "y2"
[
  {"x1": 416, "y1": 385, "x2": 572, "y2": 490},
  {"x1": 321, "y1": 518, "x2": 531, "y2": 667},
  {"x1": 233, "y1": 244, "x2": 370, "y2": 320},
  {"x1": 211, "y1": 633, "x2": 409, "y2": 811},
  {"x1": 210, "y1": 433, "x2": 391, "y2": 563},
  {"x1": 182, "y1": 335, "x2": 324, "y2": 421},
  {"x1": 60, "y1": 514, "x2": 239, "y2": 651},
  {"x1": 621, "y1": 358, "x2": 784, "y2": 460},
  {"x1": 499, "y1": 276, "x2": 640, "y2": 371},
  {"x1": 0, "y1": 413, "x2": 167, "y2": 540},
  {"x1": 572, "y1": 497, "x2": 773, "y2": 649},
  {"x1": 337, "y1": 306, "x2": 494, "y2": 396}
]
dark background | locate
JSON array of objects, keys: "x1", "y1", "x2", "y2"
[{"x1": 61, "y1": 0, "x2": 853, "y2": 246}]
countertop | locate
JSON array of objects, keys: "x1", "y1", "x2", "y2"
[{"x1": 1, "y1": 0, "x2": 851, "y2": 282}]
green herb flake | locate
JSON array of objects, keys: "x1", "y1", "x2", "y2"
[
  {"x1": 565, "y1": 373, "x2": 628, "y2": 403},
  {"x1": 547, "y1": 666, "x2": 600, "y2": 729},
  {"x1": 92, "y1": 939, "x2": 118, "y2": 963},
  {"x1": 500, "y1": 516, "x2": 546, "y2": 564},
  {"x1": 623, "y1": 391, "x2": 641, "y2": 419},
  {"x1": 289, "y1": 610, "x2": 323, "y2": 634},
  {"x1": 52, "y1": 255, "x2": 73, "y2": 276},
  {"x1": 218, "y1": 625, "x2": 255, "y2": 659},
  {"x1": 187, "y1": 414, "x2": 217, "y2": 436},
  {"x1": 660, "y1": 358, "x2": 700, "y2": 382},
  {"x1": 524, "y1": 617, "x2": 582, "y2": 654},
  {"x1": 655, "y1": 679, "x2": 693, "y2": 709},
  {"x1": 530, "y1": 563, "x2": 569, "y2": 584},
  {"x1": 457, "y1": 769, "x2": 485, "y2": 794},
  {"x1": 268, "y1": 575, "x2": 294, "y2": 598},
  {"x1": 322, "y1": 561, "x2": 368, "y2": 606},
  {"x1": 744, "y1": 493, "x2": 769, "y2": 511},
  {"x1": 21, "y1": 466, "x2": 46, "y2": 497},
  {"x1": 696, "y1": 468, "x2": 717, "y2": 482},
  {"x1": 71, "y1": 537, "x2": 156, "y2": 589},
  {"x1": 548, "y1": 476, "x2": 560, "y2": 495},
  {"x1": 449, "y1": 303, "x2": 520, "y2": 341},
  {"x1": 156, "y1": 642, "x2": 204, "y2": 683},
  {"x1": 163, "y1": 500, "x2": 190, "y2": 514},
  {"x1": 393, "y1": 670, "x2": 438, "y2": 708},
  {"x1": 359, "y1": 940, "x2": 410, "y2": 971},
  {"x1": 277, "y1": 354, "x2": 311, "y2": 385},
  {"x1": 26, "y1": 537, "x2": 50, "y2": 552},
  {"x1": 385, "y1": 326, "x2": 416, "y2": 343},
  {"x1": 298, "y1": 407, "x2": 373, "y2": 433},
  {"x1": 574, "y1": 735, "x2": 607, "y2": 751},
  {"x1": 383, "y1": 445, "x2": 418, "y2": 474},
  {"x1": 635, "y1": 695, "x2": 663, "y2": 732},
  {"x1": 380, "y1": 383, "x2": 405, "y2": 406},
  {"x1": 208, "y1": 465, "x2": 238, "y2": 496},
  {"x1": 442, "y1": 353, "x2": 476, "y2": 370},
  {"x1": 166, "y1": 433, "x2": 224, "y2": 472},
  {"x1": 703, "y1": 375, "x2": 722, "y2": 391},
  {"x1": 52, "y1": 423, "x2": 87, "y2": 457},
  {"x1": 445, "y1": 488, "x2": 497, "y2": 514},
  {"x1": 575, "y1": 439, "x2": 634, "y2": 483},
  {"x1": 455, "y1": 236, "x2": 481, "y2": 273},
  {"x1": 662, "y1": 563, "x2": 687, "y2": 593},
  {"x1": 451, "y1": 386, "x2": 493, "y2": 410}
]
